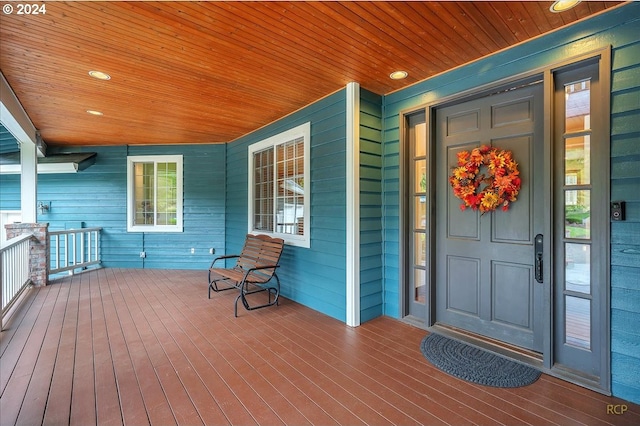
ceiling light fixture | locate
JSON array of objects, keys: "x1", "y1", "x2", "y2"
[
  {"x1": 86, "y1": 110, "x2": 104, "y2": 116},
  {"x1": 88, "y1": 70, "x2": 111, "y2": 80},
  {"x1": 549, "y1": 0, "x2": 581, "y2": 13},
  {"x1": 390, "y1": 70, "x2": 408, "y2": 80}
]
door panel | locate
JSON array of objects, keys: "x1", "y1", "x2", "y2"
[
  {"x1": 492, "y1": 262, "x2": 534, "y2": 329},
  {"x1": 436, "y1": 83, "x2": 544, "y2": 352},
  {"x1": 447, "y1": 256, "x2": 480, "y2": 316}
]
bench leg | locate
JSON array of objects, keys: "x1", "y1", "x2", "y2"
[{"x1": 234, "y1": 274, "x2": 280, "y2": 317}]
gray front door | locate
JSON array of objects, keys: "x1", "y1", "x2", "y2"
[{"x1": 435, "y1": 82, "x2": 545, "y2": 352}]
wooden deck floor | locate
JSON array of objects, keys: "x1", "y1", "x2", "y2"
[{"x1": 1, "y1": 268, "x2": 638, "y2": 426}]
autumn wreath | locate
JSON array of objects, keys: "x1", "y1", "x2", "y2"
[{"x1": 449, "y1": 145, "x2": 521, "y2": 213}]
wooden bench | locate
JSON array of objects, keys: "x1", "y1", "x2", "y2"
[{"x1": 208, "y1": 234, "x2": 284, "y2": 316}]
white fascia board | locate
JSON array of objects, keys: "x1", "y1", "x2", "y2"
[
  {"x1": 0, "y1": 71, "x2": 41, "y2": 155},
  {"x1": 0, "y1": 162, "x2": 79, "y2": 174}
]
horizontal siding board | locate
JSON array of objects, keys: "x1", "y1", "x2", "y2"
[
  {"x1": 612, "y1": 40, "x2": 640, "y2": 71},
  {"x1": 611, "y1": 134, "x2": 640, "y2": 158},
  {"x1": 611, "y1": 222, "x2": 640, "y2": 244},
  {"x1": 611, "y1": 179, "x2": 640, "y2": 202},
  {"x1": 611, "y1": 155, "x2": 640, "y2": 179},
  {"x1": 611, "y1": 112, "x2": 640, "y2": 137},
  {"x1": 611, "y1": 88, "x2": 640, "y2": 115},
  {"x1": 611, "y1": 288, "x2": 640, "y2": 314},
  {"x1": 611, "y1": 265, "x2": 640, "y2": 290},
  {"x1": 611, "y1": 66, "x2": 640, "y2": 93},
  {"x1": 611, "y1": 330, "x2": 640, "y2": 357}
]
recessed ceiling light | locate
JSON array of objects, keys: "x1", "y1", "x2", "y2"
[
  {"x1": 390, "y1": 70, "x2": 408, "y2": 80},
  {"x1": 86, "y1": 110, "x2": 104, "y2": 116},
  {"x1": 549, "y1": 0, "x2": 581, "y2": 13},
  {"x1": 88, "y1": 70, "x2": 111, "y2": 80}
]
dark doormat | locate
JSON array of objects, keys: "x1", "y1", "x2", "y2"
[{"x1": 420, "y1": 333, "x2": 541, "y2": 388}]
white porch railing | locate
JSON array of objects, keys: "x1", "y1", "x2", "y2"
[
  {"x1": 50, "y1": 227, "x2": 102, "y2": 275},
  {"x1": 1, "y1": 233, "x2": 34, "y2": 330}
]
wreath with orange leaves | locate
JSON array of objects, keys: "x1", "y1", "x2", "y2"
[{"x1": 449, "y1": 145, "x2": 521, "y2": 213}]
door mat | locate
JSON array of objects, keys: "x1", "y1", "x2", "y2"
[{"x1": 420, "y1": 333, "x2": 541, "y2": 388}]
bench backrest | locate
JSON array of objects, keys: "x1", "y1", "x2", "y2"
[{"x1": 235, "y1": 234, "x2": 285, "y2": 280}]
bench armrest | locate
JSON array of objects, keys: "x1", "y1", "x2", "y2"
[
  {"x1": 210, "y1": 254, "x2": 240, "y2": 268},
  {"x1": 240, "y1": 264, "x2": 280, "y2": 281}
]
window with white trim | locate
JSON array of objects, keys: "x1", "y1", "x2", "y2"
[
  {"x1": 248, "y1": 122, "x2": 310, "y2": 247},
  {"x1": 127, "y1": 155, "x2": 183, "y2": 232}
]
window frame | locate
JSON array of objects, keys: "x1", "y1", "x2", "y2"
[
  {"x1": 126, "y1": 155, "x2": 183, "y2": 233},
  {"x1": 247, "y1": 122, "x2": 311, "y2": 248}
]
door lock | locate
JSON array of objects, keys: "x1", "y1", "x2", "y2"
[{"x1": 534, "y1": 234, "x2": 543, "y2": 283}]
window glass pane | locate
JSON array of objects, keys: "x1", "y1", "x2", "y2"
[
  {"x1": 414, "y1": 268, "x2": 426, "y2": 304},
  {"x1": 565, "y1": 80, "x2": 590, "y2": 133},
  {"x1": 565, "y1": 243, "x2": 590, "y2": 294},
  {"x1": 414, "y1": 122, "x2": 426, "y2": 158},
  {"x1": 275, "y1": 138, "x2": 304, "y2": 236},
  {"x1": 134, "y1": 162, "x2": 154, "y2": 225},
  {"x1": 565, "y1": 190, "x2": 590, "y2": 239},
  {"x1": 565, "y1": 296, "x2": 590, "y2": 350},
  {"x1": 414, "y1": 196, "x2": 426, "y2": 229},
  {"x1": 414, "y1": 232, "x2": 426, "y2": 267},
  {"x1": 415, "y1": 159, "x2": 426, "y2": 193},
  {"x1": 156, "y1": 162, "x2": 177, "y2": 226},
  {"x1": 253, "y1": 148, "x2": 274, "y2": 231},
  {"x1": 565, "y1": 136, "x2": 590, "y2": 185}
]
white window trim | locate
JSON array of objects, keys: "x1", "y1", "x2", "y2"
[
  {"x1": 127, "y1": 155, "x2": 183, "y2": 233},
  {"x1": 248, "y1": 122, "x2": 311, "y2": 248}
]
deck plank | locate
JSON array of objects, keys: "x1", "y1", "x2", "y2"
[
  {"x1": 2, "y1": 268, "x2": 639, "y2": 426},
  {"x1": 93, "y1": 268, "x2": 123, "y2": 426},
  {"x1": 70, "y1": 272, "x2": 98, "y2": 426},
  {"x1": 0, "y1": 282, "x2": 61, "y2": 424}
]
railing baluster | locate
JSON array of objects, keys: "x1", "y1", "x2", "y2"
[
  {"x1": 55, "y1": 235, "x2": 60, "y2": 271},
  {"x1": 1, "y1": 233, "x2": 33, "y2": 330},
  {"x1": 48, "y1": 228, "x2": 102, "y2": 276},
  {"x1": 86, "y1": 231, "x2": 91, "y2": 264}
]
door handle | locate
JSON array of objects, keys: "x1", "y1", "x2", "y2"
[{"x1": 535, "y1": 234, "x2": 543, "y2": 283}]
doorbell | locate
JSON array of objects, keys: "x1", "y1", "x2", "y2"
[{"x1": 611, "y1": 201, "x2": 625, "y2": 221}]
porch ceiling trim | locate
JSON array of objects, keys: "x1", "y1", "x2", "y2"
[{"x1": 0, "y1": 152, "x2": 97, "y2": 174}]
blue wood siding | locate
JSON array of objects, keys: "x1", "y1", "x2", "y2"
[
  {"x1": 360, "y1": 89, "x2": 383, "y2": 322},
  {"x1": 225, "y1": 90, "x2": 348, "y2": 321},
  {"x1": 381, "y1": 4, "x2": 640, "y2": 404},
  {"x1": 0, "y1": 144, "x2": 227, "y2": 269},
  {"x1": 0, "y1": 124, "x2": 19, "y2": 154},
  {"x1": 0, "y1": 174, "x2": 20, "y2": 210},
  {"x1": 610, "y1": 23, "x2": 640, "y2": 403}
]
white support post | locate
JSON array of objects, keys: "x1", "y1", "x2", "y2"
[
  {"x1": 20, "y1": 141, "x2": 37, "y2": 223},
  {"x1": 346, "y1": 82, "x2": 361, "y2": 327}
]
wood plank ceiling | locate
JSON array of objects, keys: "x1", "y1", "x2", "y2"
[{"x1": 0, "y1": 1, "x2": 623, "y2": 147}]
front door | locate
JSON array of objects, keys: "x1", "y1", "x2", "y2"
[{"x1": 435, "y1": 81, "x2": 545, "y2": 352}]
